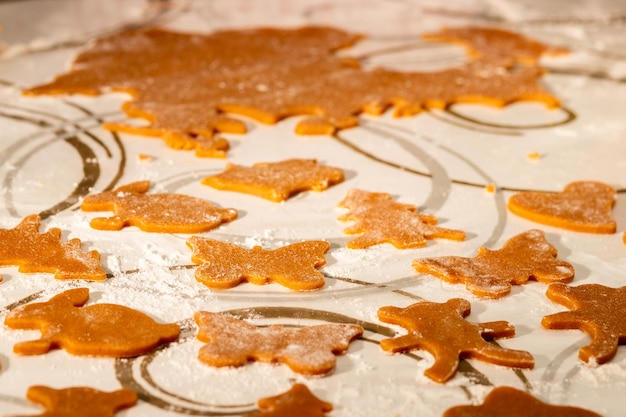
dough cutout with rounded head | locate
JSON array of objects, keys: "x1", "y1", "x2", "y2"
[
  {"x1": 508, "y1": 181, "x2": 616, "y2": 233},
  {"x1": 5, "y1": 288, "x2": 180, "y2": 357},
  {"x1": 378, "y1": 298, "x2": 534, "y2": 383},
  {"x1": 443, "y1": 386, "x2": 601, "y2": 417},
  {"x1": 542, "y1": 283, "x2": 626, "y2": 365}
]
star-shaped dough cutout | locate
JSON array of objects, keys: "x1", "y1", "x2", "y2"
[
  {"x1": 542, "y1": 283, "x2": 626, "y2": 365},
  {"x1": 243, "y1": 384, "x2": 333, "y2": 417},
  {"x1": 378, "y1": 298, "x2": 534, "y2": 383},
  {"x1": 202, "y1": 159, "x2": 344, "y2": 202},
  {"x1": 12, "y1": 385, "x2": 137, "y2": 417},
  {"x1": 0, "y1": 215, "x2": 105, "y2": 281},
  {"x1": 508, "y1": 181, "x2": 616, "y2": 233},
  {"x1": 5, "y1": 288, "x2": 180, "y2": 357},
  {"x1": 413, "y1": 229, "x2": 574, "y2": 298},
  {"x1": 443, "y1": 386, "x2": 601, "y2": 417},
  {"x1": 337, "y1": 189, "x2": 466, "y2": 249},
  {"x1": 81, "y1": 180, "x2": 237, "y2": 233},
  {"x1": 187, "y1": 238, "x2": 330, "y2": 291},
  {"x1": 25, "y1": 26, "x2": 563, "y2": 157},
  {"x1": 195, "y1": 312, "x2": 363, "y2": 376}
]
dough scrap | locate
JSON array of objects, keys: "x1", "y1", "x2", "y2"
[{"x1": 25, "y1": 26, "x2": 563, "y2": 157}]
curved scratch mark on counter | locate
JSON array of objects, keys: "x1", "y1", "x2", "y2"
[{"x1": 359, "y1": 122, "x2": 452, "y2": 212}]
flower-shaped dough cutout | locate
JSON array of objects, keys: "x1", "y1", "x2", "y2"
[
  {"x1": 81, "y1": 180, "x2": 237, "y2": 233},
  {"x1": 25, "y1": 26, "x2": 562, "y2": 158},
  {"x1": 378, "y1": 298, "x2": 534, "y2": 383},
  {"x1": 5, "y1": 288, "x2": 180, "y2": 357},
  {"x1": 542, "y1": 283, "x2": 626, "y2": 365},
  {"x1": 202, "y1": 159, "x2": 344, "y2": 202},
  {"x1": 243, "y1": 384, "x2": 333, "y2": 417},
  {"x1": 187, "y1": 237, "x2": 330, "y2": 291},
  {"x1": 508, "y1": 181, "x2": 616, "y2": 233},
  {"x1": 337, "y1": 189, "x2": 466, "y2": 249},
  {"x1": 413, "y1": 229, "x2": 574, "y2": 298},
  {"x1": 194, "y1": 311, "x2": 363, "y2": 376},
  {"x1": 0, "y1": 215, "x2": 105, "y2": 281},
  {"x1": 10, "y1": 385, "x2": 137, "y2": 417},
  {"x1": 443, "y1": 386, "x2": 601, "y2": 417}
]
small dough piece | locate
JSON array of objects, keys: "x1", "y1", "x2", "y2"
[
  {"x1": 81, "y1": 180, "x2": 237, "y2": 233},
  {"x1": 11, "y1": 385, "x2": 137, "y2": 417},
  {"x1": 378, "y1": 298, "x2": 534, "y2": 383},
  {"x1": 194, "y1": 311, "x2": 363, "y2": 376},
  {"x1": 243, "y1": 384, "x2": 333, "y2": 417},
  {"x1": 542, "y1": 283, "x2": 626, "y2": 365},
  {"x1": 508, "y1": 181, "x2": 617, "y2": 233},
  {"x1": 443, "y1": 386, "x2": 601, "y2": 417},
  {"x1": 0, "y1": 215, "x2": 105, "y2": 281},
  {"x1": 337, "y1": 189, "x2": 466, "y2": 249},
  {"x1": 413, "y1": 229, "x2": 574, "y2": 298},
  {"x1": 137, "y1": 153, "x2": 154, "y2": 162},
  {"x1": 5, "y1": 288, "x2": 180, "y2": 357},
  {"x1": 202, "y1": 159, "x2": 344, "y2": 202},
  {"x1": 187, "y1": 237, "x2": 330, "y2": 291}
]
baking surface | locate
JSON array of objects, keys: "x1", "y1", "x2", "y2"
[{"x1": 1, "y1": 0, "x2": 626, "y2": 416}]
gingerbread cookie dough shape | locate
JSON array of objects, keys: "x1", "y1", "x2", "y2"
[
  {"x1": 542, "y1": 283, "x2": 626, "y2": 365},
  {"x1": 243, "y1": 384, "x2": 333, "y2": 417},
  {"x1": 443, "y1": 386, "x2": 601, "y2": 417},
  {"x1": 0, "y1": 215, "x2": 105, "y2": 281},
  {"x1": 187, "y1": 238, "x2": 330, "y2": 291},
  {"x1": 413, "y1": 229, "x2": 574, "y2": 298},
  {"x1": 194, "y1": 311, "x2": 363, "y2": 376},
  {"x1": 508, "y1": 181, "x2": 617, "y2": 233},
  {"x1": 337, "y1": 189, "x2": 466, "y2": 249},
  {"x1": 10, "y1": 385, "x2": 137, "y2": 417},
  {"x1": 202, "y1": 159, "x2": 344, "y2": 202},
  {"x1": 81, "y1": 180, "x2": 237, "y2": 233},
  {"x1": 378, "y1": 299, "x2": 534, "y2": 383},
  {"x1": 5, "y1": 288, "x2": 180, "y2": 356}
]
